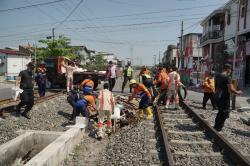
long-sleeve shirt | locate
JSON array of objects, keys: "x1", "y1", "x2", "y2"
[
  {"x1": 132, "y1": 83, "x2": 151, "y2": 99},
  {"x1": 156, "y1": 71, "x2": 169, "y2": 90}
]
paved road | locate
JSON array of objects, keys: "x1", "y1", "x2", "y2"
[
  {"x1": 0, "y1": 88, "x2": 12, "y2": 100},
  {"x1": 0, "y1": 82, "x2": 15, "y2": 100}
]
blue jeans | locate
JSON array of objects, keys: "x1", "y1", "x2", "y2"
[
  {"x1": 139, "y1": 93, "x2": 150, "y2": 109},
  {"x1": 38, "y1": 82, "x2": 46, "y2": 97},
  {"x1": 75, "y1": 99, "x2": 89, "y2": 118}
]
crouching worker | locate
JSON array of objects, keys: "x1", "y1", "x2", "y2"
[
  {"x1": 97, "y1": 83, "x2": 115, "y2": 139},
  {"x1": 128, "y1": 79, "x2": 153, "y2": 119},
  {"x1": 67, "y1": 87, "x2": 79, "y2": 122},
  {"x1": 80, "y1": 76, "x2": 94, "y2": 95},
  {"x1": 71, "y1": 92, "x2": 97, "y2": 123}
]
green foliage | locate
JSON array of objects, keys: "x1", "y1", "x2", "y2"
[
  {"x1": 36, "y1": 35, "x2": 77, "y2": 61},
  {"x1": 85, "y1": 54, "x2": 107, "y2": 71}
]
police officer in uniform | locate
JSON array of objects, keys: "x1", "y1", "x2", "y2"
[
  {"x1": 15, "y1": 62, "x2": 35, "y2": 119},
  {"x1": 121, "y1": 62, "x2": 133, "y2": 93}
]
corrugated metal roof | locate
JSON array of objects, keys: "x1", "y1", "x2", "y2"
[{"x1": 0, "y1": 49, "x2": 25, "y2": 55}]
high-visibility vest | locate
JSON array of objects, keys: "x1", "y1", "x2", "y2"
[{"x1": 127, "y1": 67, "x2": 133, "y2": 77}]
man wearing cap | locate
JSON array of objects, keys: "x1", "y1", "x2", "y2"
[
  {"x1": 214, "y1": 64, "x2": 242, "y2": 131},
  {"x1": 128, "y1": 79, "x2": 153, "y2": 119},
  {"x1": 15, "y1": 62, "x2": 35, "y2": 119}
]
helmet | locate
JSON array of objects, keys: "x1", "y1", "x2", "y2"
[{"x1": 129, "y1": 79, "x2": 136, "y2": 85}]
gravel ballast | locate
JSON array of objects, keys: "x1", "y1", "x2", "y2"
[
  {"x1": 187, "y1": 100, "x2": 250, "y2": 156},
  {"x1": 0, "y1": 94, "x2": 72, "y2": 145},
  {"x1": 63, "y1": 120, "x2": 166, "y2": 166}
]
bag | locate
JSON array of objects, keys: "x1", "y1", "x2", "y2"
[
  {"x1": 111, "y1": 105, "x2": 121, "y2": 119},
  {"x1": 11, "y1": 87, "x2": 23, "y2": 101}
]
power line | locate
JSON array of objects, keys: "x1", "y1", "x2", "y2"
[
  {"x1": 55, "y1": 0, "x2": 84, "y2": 28},
  {"x1": 64, "y1": 17, "x2": 204, "y2": 29},
  {"x1": 77, "y1": 3, "x2": 223, "y2": 19},
  {"x1": 0, "y1": 0, "x2": 67, "y2": 13}
]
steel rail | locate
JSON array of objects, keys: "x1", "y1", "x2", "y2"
[
  {"x1": 180, "y1": 100, "x2": 250, "y2": 166},
  {"x1": 0, "y1": 92, "x2": 64, "y2": 116},
  {"x1": 154, "y1": 106, "x2": 174, "y2": 166}
]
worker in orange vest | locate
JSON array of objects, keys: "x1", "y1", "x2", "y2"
[
  {"x1": 80, "y1": 76, "x2": 94, "y2": 95},
  {"x1": 71, "y1": 93, "x2": 97, "y2": 123},
  {"x1": 128, "y1": 79, "x2": 153, "y2": 119},
  {"x1": 139, "y1": 65, "x2": 151, "y2": 82},
  {"x1": 155, "y1": 67, "x2": 169, "y2": 105},
  {"x1": 203, "y1": 71, "x2": 216, "y2": 110},
  {"x1": 97, "y1": 83, "x2": 115, "y2": 139}
]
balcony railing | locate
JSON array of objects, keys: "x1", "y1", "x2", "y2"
[{"x1": 200, "y1": 30, "x2": 224, "y2": 43}]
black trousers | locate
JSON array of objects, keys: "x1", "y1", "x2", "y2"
[
  {"x1": 16, "y1": 90, "x2": 34, "y2": 113},
  {"x1": 157, "y1": 89, "x2": 167, "y2": 105},
  {"x1": 203, "y1": 92, "x2": 216, "y2": 108},
  {"x1": 109, "y1": 78, "x2": 116, "y2": 92},
  {"x1": 122, "y1": 76, "x2": 132, "y2": 93},
  {"x1": 214, "y1": 108, "x2": 230, "y2": 131},
  {"x1": 38, "y1": 82, "x2": 46, "y2": 97}
]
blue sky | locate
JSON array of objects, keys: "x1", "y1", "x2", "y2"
[{"x1": 0, "y1": 0, "x2": 229, "y2": 65}]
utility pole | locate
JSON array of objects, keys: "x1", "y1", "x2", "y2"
[
  {"x1": 130, "y1": 45, "x2": 134, "y2": 65},
  {"x1": 158, "y1": 51, "x2": 161, "y2": 64},
  {"x1": 153, "y1": 55, "x2": 156, "y2": 66},
  {"x1": 34, "y1": 44, "x2": 37, "y2": 67},
  {"x1": 232, "y1": 0, "x2": 240, "y2": 110},
  {"x1": 52, "y1": 28, "x2": 55, "y2": 42},
  {"x1": 180, "y1": 21, "x2": 184, "y2": 69}
]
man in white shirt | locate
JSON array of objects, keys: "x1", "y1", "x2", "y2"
[
  {"x1": 62, "y1": 61, "x2": 76, "y2": 92},
  {"x1": 106, "y1": 61, "x2": 118, "y2": 92}
]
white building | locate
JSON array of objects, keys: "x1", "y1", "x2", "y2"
[
  {"x1": 180, "y1": 33, "x2": 202, "y2": 70},
  {"x1": 223, "y1": 0, "x2": 250, "y2": 87},
  {"x1": 162, "y1": 45, "x2": 178, "y2": 67},
  {"x1": 0, "y1": 49, "x2": 31, "y2": 78}
]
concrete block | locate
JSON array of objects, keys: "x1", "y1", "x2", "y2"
[
  {"x1": 26, "y1": 128, "x2": 85, "y2": 166},
  {"x1": 0, "y1": 131, "x2": 60, "y2": 166}
]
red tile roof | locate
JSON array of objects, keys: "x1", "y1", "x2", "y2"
[{"x1": 0, "y1": 49, "x2": 24, "y2": 55}]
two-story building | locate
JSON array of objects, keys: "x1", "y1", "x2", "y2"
[
  {"x1": 162, "y1": 45, "x2": 178, "y2": 68},
  {"x1": 179, "y1": 33, "x2": 202, "y2": 85},
  {"x1": 236, "y1": 0, "x2": 250, "y2": 87},
  {"x1": 200, "y1": 7, "x2": 226, "y2": 73}
]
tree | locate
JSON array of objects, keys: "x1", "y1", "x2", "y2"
[
  {"x1": 85, "y1": 53, "x2": 107, "y2": 71},
  {"x1": 36, "y1": 35, "x2": 77, "y2": 61}
]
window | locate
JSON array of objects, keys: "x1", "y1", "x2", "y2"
[
  {"x1": 241, "y1": 0, "x2": 247, "y2": 19},
  {"x1": 227, "y1": 13, "x2": 231, "y2": 25},
  {"x1": 241, "y1": 6, "x2": 246, "y2": 18}
]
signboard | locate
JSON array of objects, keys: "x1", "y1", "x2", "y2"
[{"x1": 246, "y1": 41, "x2": 250, "y2": 55}]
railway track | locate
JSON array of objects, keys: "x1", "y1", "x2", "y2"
[
  {"x1": 155, "y1": 101, "x2": 250, "y2": 166},
  {"x1": 0, "y1": 91, "x2": 64, "y2": 117}
]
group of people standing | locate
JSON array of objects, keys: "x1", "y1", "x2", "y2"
[
  {"x1": 121, "y1": 64, "x2": 184, "y2": 120},
  {"x1": 202, "y1": 64, "x2": 242, "y2": 131}
]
